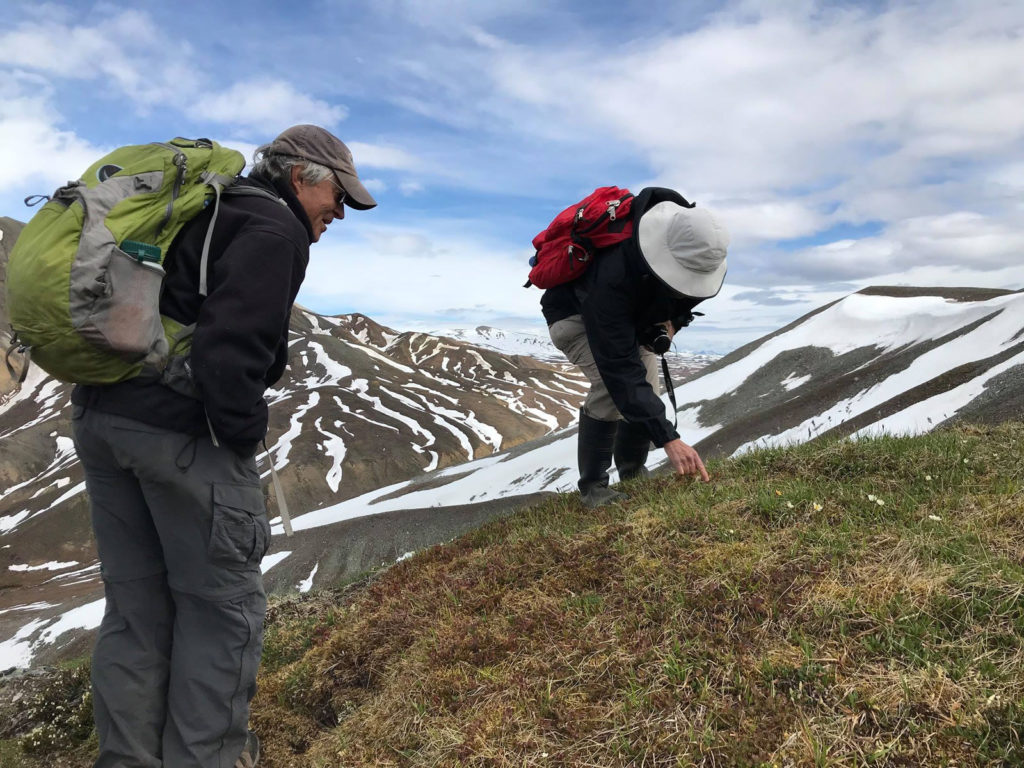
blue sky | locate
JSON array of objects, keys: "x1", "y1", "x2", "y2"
[{"x1": 2, "y1": 0, "x2": 1022, "y2": 353}]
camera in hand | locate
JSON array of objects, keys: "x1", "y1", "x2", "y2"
[{"x1": 639, "y1": 324, "x2": 671, "y2": 355}]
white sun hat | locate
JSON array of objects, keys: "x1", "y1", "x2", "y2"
[{"x1": 637, "y1": 202, "x2": 729, "y2": 298}]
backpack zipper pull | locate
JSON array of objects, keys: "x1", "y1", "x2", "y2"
[{"x1": 607, "y1": 200, "x2": 621, "y2": 221}]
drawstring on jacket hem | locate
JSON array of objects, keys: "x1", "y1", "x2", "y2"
[{"x1": 175, "y1": 436, "x2": 200, "y2": 472}]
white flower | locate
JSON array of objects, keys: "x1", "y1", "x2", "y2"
[
  {"x1": 876, "y1": 499, "x2": 885, "y2": 507},
  {"x1": 928, "y1": 514, "x2": 942, "y2": 521},
  {"x1": 786, "y1": 501, "x2": 794, "y2": 509},
  {"x1": 867, "y1": 494, "x2": 876, "y2": 502},
  {"x1": 925, "y1": 475, "x2": 932, "y2": 481}
]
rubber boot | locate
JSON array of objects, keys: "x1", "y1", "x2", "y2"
[
  {"x1": 614, "y1": 419, "x2": 652, "y2": 481},
  {"x1": 578, "y1": 412, "x2": 627, "y2": 508},
  {"x1": 235, "y1": 731, "x2": 260, "y2": 768}
]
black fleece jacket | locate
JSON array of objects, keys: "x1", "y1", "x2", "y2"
[
  {"x1": 540, "y1": 188, "x2": 702, "y2": 448},
  {"x1": 72, "y1": 171, "x2": 312, "y2": 457}
]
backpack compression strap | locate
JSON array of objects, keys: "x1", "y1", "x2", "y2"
[{"x1": 197, "y1": 176, "x2": 287, "y2": 297}]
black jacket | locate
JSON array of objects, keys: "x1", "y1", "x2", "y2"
[
  {"x1": 540, "y1": 188, "x2": 700, "y2": 448},
  {"x1": 73, "y1": 171, "x2": 312, "y2": 456}
]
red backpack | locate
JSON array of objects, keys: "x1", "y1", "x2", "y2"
[{"x1": 524, "y1": 186, "x2": 635, "y2": 289}]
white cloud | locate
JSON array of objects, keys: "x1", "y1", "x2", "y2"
[
  {"x1": 299, "y1": 225, "x2": 541, "y2": 325},
  {"x1": 0, "y1": 9, "x2": 201, "y2": 107},
  {"x1": 480, "y1": 0, "x2": 1024, "y2": 241},
  {"x1": 0, "y1": 78, "x2": 106, "y2": 190},
  {"x1": 191, "y1": 79, "x2": 347, "y2": 132},
  {"x1": 787, "y1": 212, "x2": 1024, "y2": 282},
  {"x1": 3, "y1": 1, "x2": 1023, "y2": 354},
  {"x1": 710, "y1": 200, "x2": 824, "y2": 243},
  {"x1": 347, "y1": 142, "x2": 423, "y2": 171}
]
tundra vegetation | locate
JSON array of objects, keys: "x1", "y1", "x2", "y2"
[{"x1": 2, "y1": 423, "x2": 1021, "y2": 767}]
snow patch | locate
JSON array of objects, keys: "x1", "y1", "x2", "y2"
[
  {"x1": 9, "y1": 561, "x2": 79, "y2": 572},
  {"x1": 261, "y1": 551, "x2": 292, "y2": 574},
  {"x1": 298, "y1": 563, "x2": 319, "y2": 593},
  {"x1": 781, "y1": 373, "x2": 811, "y2": 391}
]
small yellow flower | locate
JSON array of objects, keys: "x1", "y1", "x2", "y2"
[
  {"x1": 813, "y1": 502, "x2": 823, "y2": 511},
  {"x1": 775, "y1": 490, "x2": 783, "y2": 496}
]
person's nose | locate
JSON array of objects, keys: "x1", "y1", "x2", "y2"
[{"x1": 333, "y1": 203, "x2": 346, "y2": 220}]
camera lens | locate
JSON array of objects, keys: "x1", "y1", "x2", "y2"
[
  {"x1": 650, "y1": 332, "x2": 671, "y2": 355},
  {"x1": 640, "y1": 325, "x2": 671, "y2": 354}
]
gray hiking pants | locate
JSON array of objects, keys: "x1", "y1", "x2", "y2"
[
  {"x1": 549, "y1": 314, "x2": 660, "y2": 421},
  {"x1": 72, "y1": 406, "x2": 270, "y2": 768}
]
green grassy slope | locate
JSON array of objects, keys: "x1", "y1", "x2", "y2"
[{"x1": 4, "y1": 424, "x2": 1022, "y2": 767}]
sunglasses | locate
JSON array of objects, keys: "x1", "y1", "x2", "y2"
[{"x1": 327, "y1": 178, "x2": 347, "y2": 207}]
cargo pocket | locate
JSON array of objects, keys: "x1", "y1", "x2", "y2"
[
  {"x1": 209, "y1": 483, "x2": 271, "y2": 569},
  {"x1": 83, "y1": 246, "x2": 169, "y2": 362}
]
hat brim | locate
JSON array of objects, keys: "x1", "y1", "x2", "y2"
[
  {"x1": 333, "y1": 169, "x2": 377, "y2": 210},
  {"x1": 637, "y1": 205, "x2": 728, "y2": 299},
  {"x1": 646, "y1": 255, "x2": 728, "y2": 299}
]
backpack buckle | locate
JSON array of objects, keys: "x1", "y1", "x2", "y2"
[{"x1": 567, "y1": 244, "x2": 590, "y2": 263}]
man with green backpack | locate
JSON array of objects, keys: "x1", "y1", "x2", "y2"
[{"x1": 9, "y1": 125, "x2": 376, "y2": 767}]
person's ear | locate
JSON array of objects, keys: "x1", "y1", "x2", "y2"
[{"x1": 290, "y1": 165, "x2": 304, "y2": 189}]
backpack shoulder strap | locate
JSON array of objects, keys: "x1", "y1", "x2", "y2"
[
  {"x1": 196, "y1": 178, "x2": 287, "y2": 297},
  {"x1": 221, "y1": 184, "x2": 288, "y2": 204}
]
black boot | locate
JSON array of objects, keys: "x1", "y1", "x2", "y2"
[
  {"x1": 614, "y1": 419, "x2": 652, "y2": 481},
  {"x1": 578, "y1": 412, "x2": 627, "y2": 508}
]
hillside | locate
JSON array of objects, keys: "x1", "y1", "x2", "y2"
[{"x1": 3, "y1": 423, "x2": 1021, "y2": 766}]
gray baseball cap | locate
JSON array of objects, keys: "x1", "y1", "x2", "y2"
[{"x1": 268, "y1": 124, "x2": 377, "y2": 210}]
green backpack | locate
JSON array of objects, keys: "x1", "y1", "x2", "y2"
[{"x1": 5, "y1": 138, "x2": 252, "y2": 386}]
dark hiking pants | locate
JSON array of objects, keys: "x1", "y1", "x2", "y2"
[{"x1": 72, "y1": 406, "x2": 270, "y2": 768}]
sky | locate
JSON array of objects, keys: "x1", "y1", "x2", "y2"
[{"x1": 1, "y1": 0, "x2": 1022, "y2": 354}]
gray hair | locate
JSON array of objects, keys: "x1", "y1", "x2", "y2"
[{"x1": 252, "y1": 144, "x2": 333, "y2": 186}]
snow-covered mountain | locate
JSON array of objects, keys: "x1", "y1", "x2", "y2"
[
  {"x1": 430, "y1": 324, "x2": 720, "y2": 380},
  {"x1": 252, "y1": 286, "x2": 1024, "y2": 539},
  {"x1": 427, "y1": 326, "x2": 565, "y2": 361}
]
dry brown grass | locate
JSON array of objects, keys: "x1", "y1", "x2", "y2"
[{"x1": 248, "y1": 424, "x2": 1024, "y2": 767}]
